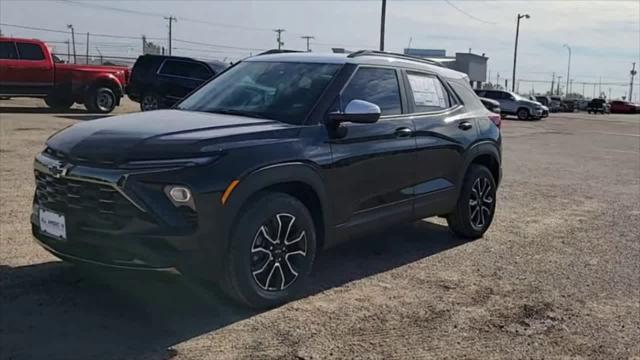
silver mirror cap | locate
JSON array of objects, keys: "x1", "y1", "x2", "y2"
[{"x1": 344, "y1": 99, "x2": 381, "y2": 115}]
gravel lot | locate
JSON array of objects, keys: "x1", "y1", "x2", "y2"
[{"x1": 1, "y1": 98, "x2": 639, "y2": 359}]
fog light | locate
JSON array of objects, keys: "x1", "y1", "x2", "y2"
[{"x1": 167, "y1": 186, "x2": 191, "y2": 202}]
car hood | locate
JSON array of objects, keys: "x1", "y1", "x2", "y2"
[
  {"x1": 46, "y1": 110, "x2": 299, "y2": 164},
  {"x1": 520, "y1": 99, "x2": 541, "y2": 107}
]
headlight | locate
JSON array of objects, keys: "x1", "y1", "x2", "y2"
[{"x1": 122, "y1": 155, "x2": 220, "y2": 169}]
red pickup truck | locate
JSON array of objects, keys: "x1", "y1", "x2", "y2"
[{"x1": 0, "y1": 37, "x2": 129, "y2": 113}]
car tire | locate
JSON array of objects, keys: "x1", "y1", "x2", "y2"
[
  {"x1": 85, "y1": 87, "x2": 117, "y2": 113},
  {"x1": 221, "y1": 192, "x2": 317, "y2": 308},
  {"x1": 447, "y1": 164, "x2": 497, "y2": 239},
  {"x1": 44, "y1": 96, "x2": 74, "y2": 111},
  {"x1": 517, "y1": 108, "x2": 530, "y2": 120},
  {"x1": 140, "y1": 93, "x2": 161, "y2": 111}
]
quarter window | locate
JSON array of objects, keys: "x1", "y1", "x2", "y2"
[
  {"x1": 341, "y1": 67, "x2": 402, "y2": 116},
  {"x1": 16, "y1": 43, "x2": 45, "y2": 60},
  {"x1": 0, "y1": 42, "x2": 18, "y2": 59},
  {"x1": 406, "y1": 72, "x2": 450, "y2": 112}
]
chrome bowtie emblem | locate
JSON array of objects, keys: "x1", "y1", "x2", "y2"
[{"x1": 48, "y1": 162, "x2": 72, "y2": 178}]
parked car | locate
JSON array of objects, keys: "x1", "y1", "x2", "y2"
[
  {"x1": 576, "y1": 99, "x2": 590, "y2": 111},
  {"x1": 587, "y1": 98, "x2": 610, "y2": 114},
  {"x1": 474, "y1": 89, "x2": 543, "y2": 120},
  {"x1": 479, "y1": 96, "x2": 500, "y2": 114},
  {"x1": 540, "y1": 104, "x2": 549, "y2": 118},
  {"x1": 32, "y1": 50, "x2": 501, "y2": 308},
  {"x1": 549, "y1": 96, "x2": 563, "y2": 112},
  {"x1": 534, "y1": 95, "x2": 551, "y2": 107},
  {"x1": 126, "y1": 54, "x2": 227, "y2": 111},
  {"x1": 609, "y1": 100, "x2": 639, "y2": 114},
  {"x1": 0, "y1": 37, "x2": 129, "y2": 113},
  {"x1": 560, "y1": 99, "x2": 576, "y2": 112}
]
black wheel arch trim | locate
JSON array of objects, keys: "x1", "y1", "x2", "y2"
[
  {"x1": 461, "y1": 140, "x2": 502, "y2": 187},
  {"x1": 222, "y1": 162, "x2": 333, "y2": 249}
]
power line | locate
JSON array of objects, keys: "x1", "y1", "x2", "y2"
[
  {"x1": 442, "y1": 0, "x2": 497, "y2": 25},
  {"x1": 0, "y1": 22, "x2": 264, "y2": 52},
  {"x1": 55, "y1": 0, "x2": 298, "y2": 34}
]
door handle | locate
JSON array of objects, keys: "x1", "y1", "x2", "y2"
[
  {"x1": 458, "y1": 121, "x2": 473, "y2": 131},
  {"x1": 394, "y1": 127, "x2": 413, "y2": 138}
]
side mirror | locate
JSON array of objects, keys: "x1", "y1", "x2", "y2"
[{"x1": 329, "y1": 99, "x2": 381, "y2": 124}]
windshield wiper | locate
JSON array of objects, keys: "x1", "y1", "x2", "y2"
[{"x1": 205, "y1": 108, "x2": 272, "y2": 120}]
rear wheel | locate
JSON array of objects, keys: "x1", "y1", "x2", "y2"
[
  {"x1": 140, "y1": 93, "x2": 160, "y2": 111},
  {"x1": 85, "y1": 87, "x2": 117, "y2": 113},
  {"x1": 447, "y1": 165, "x2": 497, "y2": 239},
  {"x1": 517, "y1": 108, "x2": 530, "y2": 120},
  {"x1": 44, "y1": 96, "x2": 74, "y2": 111},
  {"x1": 221, "y1": 192, "x2": 317, "y2": 308}
]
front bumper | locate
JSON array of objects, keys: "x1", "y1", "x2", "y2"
[{"x1": 31, "y1": 152, "x2": 230, "y2": 276}]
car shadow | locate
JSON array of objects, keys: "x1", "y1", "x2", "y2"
[
  {"x1": 54, "y1": 114, "x2": 113, "y2": 121},
  {"x1": 0, "y1": 220, "x2": 468, "y2": 360},
  {"x1": 0, "y1": 107, "x2": 88, "y2": 114}
]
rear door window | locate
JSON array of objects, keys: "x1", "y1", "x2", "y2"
[
  {"x1": 0, "y1": 41, "x2": 18, "y2": 59},
  {"x1": 406, "y1": 72, "x2": 450, "y2": 112},
  {"x1": 16, "y1": 43, "x2": 45, "y2": 60},
  {"x1": 188, "y1": 63, "x2": 213, "y2": 80},
  {"x1": 341, "y1": 67, "x2": 402, "y2": 116},
  {"x1": 160, "y1": 60, "x2": 197, "y2": 78}
]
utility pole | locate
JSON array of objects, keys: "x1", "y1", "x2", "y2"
[
  {"x1": 630, "y1": 62, "x2": 637, "y2": 101},
  {"x1": 556, "y1": 76, "x2": 562, "y2": 95},
  {"x1": 380, "y1": 0, "x2": 387, "y2": 51},
  {"x1": 301, "y1": 35, "x2": 314, "y2": 52},
  {"x1": 563, "y1": 44, "x2": 571, "y2": 97},
  {"x1": 569, "y1": 79, "x2": 573, "y2": 97},
  {"x1": 496, "y1": 72, "x2": 500, "y2": 89},
  {"x1": 67, "y1": 24, "x2": 76, "y2": 64},
  {"x1": 505, "y1": 79, "x2": 508, "y2": 90},
  {"x1": 66, "y1": 40, "x2": 70, "y2": 63},
  {"x1": 164, "y1": 16, "x2": 177, "y2": 55},
  {"x1": 511, "y1": 13, "x2": 530, "y2": 92},
  {"x1": 273, "y1": 29, "x2": 285, "y2": 50},
  {"x1": 550, "y1": 72, "x2": 555, "y2": 95},
  {"x1": 598, "y1": 76, "x2": 602, "y2": 97},
  {"x1": 582, "y1": 82, "x2": 585, "y2": 97},
  {"x1": 142, "y1": 35, "x2": 146, "y2": 54},
  {"x1": 85, "y1": 32, "x2": 89, "y2": 64},
  {"x1": 95, "y1": 47, "x2": 103, "y2": 65}
]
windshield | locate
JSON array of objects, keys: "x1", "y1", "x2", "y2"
[{"x1": 177, "y1": 61, "x2": 341, "y2": 124}]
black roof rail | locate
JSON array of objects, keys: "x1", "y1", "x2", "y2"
[
  {"x1": 347, "y1": 50, "x2": 444, "y2": 67},
  {"x1": 257, "y1": 49, "x2": 303, "y2": 55}
]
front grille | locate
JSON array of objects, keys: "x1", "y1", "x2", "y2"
[{"x1": 35, "y1": 170, "x2": 141, "y2": 231}]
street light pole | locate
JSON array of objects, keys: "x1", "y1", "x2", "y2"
[
  {"x1": 379, "y1": 0, "x2": 387, "y2": 51},
  {"x1": 563, "y1": 44, "x2": 571, "y2": 97},
  {"x1": 511, "y1": 13, "x2": 530, "y2": 92}
]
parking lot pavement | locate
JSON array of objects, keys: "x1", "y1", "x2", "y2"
[{"x1": 1, "y1": 100, "x2": 639, "y2": 359}]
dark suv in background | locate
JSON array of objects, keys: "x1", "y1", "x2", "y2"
[
  {"x1": 32, "y1": 51, "x2": 501, "y2": 308},
  {"x1": 126, "y1": 54, "x2": 227, "y2": 111}
]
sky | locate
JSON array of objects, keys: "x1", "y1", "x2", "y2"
[{"x1": 1, "y1": 0, "x2": 639, "y2": 100}]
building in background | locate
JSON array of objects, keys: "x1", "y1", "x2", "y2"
[{"x1": 404, "y1": 48, "x2": 488, "y2": 89}]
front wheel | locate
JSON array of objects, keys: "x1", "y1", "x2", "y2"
[
  {"x1": 221, "y1": 192, "x2": 317, "y2": 308},
  {"x1": 517, "y1": 108, "x2": 530, "y2": 120},
  {"x1": 447, "y1": 165, "x2": 497, "y2": 239},
  {"x1": 85, "y1": 87, "x2": 117, "y2": 113}
]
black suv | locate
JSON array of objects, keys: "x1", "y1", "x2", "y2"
[
  {"x1": 126, "y1": 54, "x2": 227, "y2": 111},
  {"x1": 32, "y1": 51, "x2": 501, "y2": 308}
]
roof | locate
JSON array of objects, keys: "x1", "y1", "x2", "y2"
[{"x1": 246, "y1": 51, "x2": 468, "y2": 80}]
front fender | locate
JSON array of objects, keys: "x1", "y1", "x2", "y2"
[{"x1": 219, "y1": 161, "x2": 333, "y2": 248}]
